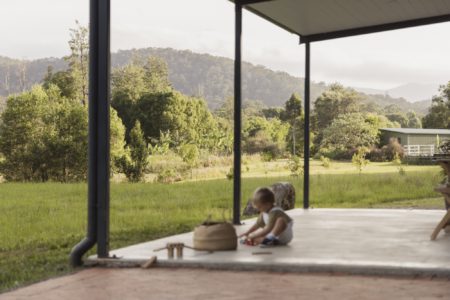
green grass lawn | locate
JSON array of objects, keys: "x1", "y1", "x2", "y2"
[
  {"x1": 175, "y1": 159, "x2": 440, "y2": 181},
  {"x1": 0, "y1": 168, "x2": 446, "y2": 292}
]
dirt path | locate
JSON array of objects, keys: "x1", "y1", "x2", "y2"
[{"x1": 1, "y1": 268, "x2": 449, "y2": 300}]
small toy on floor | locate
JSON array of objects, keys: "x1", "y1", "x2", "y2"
[{"x1": 239, "y1": 238, "x2": 256, "y2": 246}]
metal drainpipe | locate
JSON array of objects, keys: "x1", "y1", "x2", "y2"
[
  {"x1": 70, "y1": 0, "x2": 110, "y2": 266},
  {"x1": 70, "y1": 74, "x2": 98, "y2": 265},
  {"x1": 69, "y1": 191, "x2": 97, "y2": 267}
]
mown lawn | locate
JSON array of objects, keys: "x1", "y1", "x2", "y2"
[{"x1": 0, "y1": 169, "x2": 445, "y2": 292}]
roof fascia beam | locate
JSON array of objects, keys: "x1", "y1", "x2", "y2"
[
  {"x1": 235, "y1": 0, "x2": 273, "y2": 5},
  {"x1": 300, "y1": 14, "x2": 450, "y2": 44}
]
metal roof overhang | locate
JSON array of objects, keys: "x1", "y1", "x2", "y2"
[{"x1": 234, "y1": 0, "x2": 450, "y2": 43}]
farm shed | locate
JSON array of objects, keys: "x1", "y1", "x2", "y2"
[{"x1": 380, "y1": 128, "x2": 450, "y2": 156}]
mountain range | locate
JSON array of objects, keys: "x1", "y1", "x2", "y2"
[
  {"x1": 354, "y1": 83, "x2": 440, "y2": 103},
  {"x1": 0, "y1": 47, "x2": 437, "y2": 115}
]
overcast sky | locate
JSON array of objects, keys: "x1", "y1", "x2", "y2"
[{"x1": 0, "y1": 0, "x2": 449, "y2": 90}]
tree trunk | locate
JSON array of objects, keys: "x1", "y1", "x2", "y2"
[{"x1": 292, "y1": 123, "x2": 296, "y2": 156}]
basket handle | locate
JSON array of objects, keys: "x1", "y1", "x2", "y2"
[
  {"x1": 202, "y1": 214, "x2": 213, "y2": 225},
  {"x1": 222, "y1": 209, "x2": 227, "y2": 222},
  {"x1": 202, "y1": 210, "x2": 229, "y2": 225}
]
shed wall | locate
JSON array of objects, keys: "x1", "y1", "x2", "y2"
[{"x1": 381, "y1": 132, "x2": 450, "y2": 146}]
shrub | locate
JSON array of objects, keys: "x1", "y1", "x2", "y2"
[
  {"x1": 226, "y1": 167, "x2": 233, "y2": 180},
  {"x1": 288, "y1": 155, "x2": 304, "y2": 177},
  {"x1": 382, "y1": 137, "x2": 404, "y2": 161},
  {"x1": 352, "y1": 147, "x2": 369, "y2": 174},
  {"x1": 198, "y1": 154, "x2": 233, "y2": 168},
  {"x1": 244, "y1": 130, "x2": 282, "y2": 159},
  {"x1": 319, "y1": 147, "x2": 355, "y2": 160},
  {"x1": 261, "y1": 149, "x2": 276, "y2": 162},
  {"x1": 156, "y1": 167, "x2": 184, "y2": 184},
  {"x1": 367, "y1": 147, "x2": 386, "y2": 162},
  {"x1": 178, "y1": 144, "x2": 199, "y2": 178},
  {"x1": 320, "y1": 156, "x2": 331, "y2": 168}
]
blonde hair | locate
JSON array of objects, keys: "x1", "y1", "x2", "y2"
[{"x1": 252, "y1": 187, "x2": 275, "y2": 205}]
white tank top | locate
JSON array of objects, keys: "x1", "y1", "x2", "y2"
[{"x1": 262, "y1": 206, "x2": 283, "y2": 225}]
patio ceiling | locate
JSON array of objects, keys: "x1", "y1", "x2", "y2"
[{"x1": 236, "y1": 0, "x2": 450, "y2": 43}]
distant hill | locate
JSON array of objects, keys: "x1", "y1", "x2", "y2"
[
  {"x1": 113, "y1": 48, "x2": 331, "y2": 108},
  {"x1": 0, "y1": 55, "x2": 67, "y2": 95},
  {"x1": 386, "y1": 83, "x2": 440, "y2": 103},
  {"x1": 0, "y1": 47, "x2": 434, "y2": 114},
  {"x1": 358, "y1": 92, "x2": 431, "y2": 115},
  {"x1": 354, "y1": 83, "x2": 440, "y2": 103},
  {"x1": 353, "y1": 86, "x2": 386, "y2": 96}
]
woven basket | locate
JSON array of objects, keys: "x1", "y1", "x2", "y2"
[{"x1": 193, "y1": 220, "x2": 237, "y2": 251}]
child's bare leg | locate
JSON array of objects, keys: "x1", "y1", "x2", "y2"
[{"x1": 271, "y1": 218, "x2": 287, "y2": 237}]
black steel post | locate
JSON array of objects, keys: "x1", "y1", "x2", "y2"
[
  {"x1": 233, "y1": 3, "x2": 242, "y2": 225},
  {"x1": 93, "y1": 0, "x2": 111, "y2": 258},
  {"x1": 303, "y1": 42, "x2": 310, "y2": 209},
  {"x1": 70, "y1": 0, "x2": 111, "y2": 266}
]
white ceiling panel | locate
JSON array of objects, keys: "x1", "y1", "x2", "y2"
[{"x1": 236, "y1": 0, "x2": 450, "y2": 42}]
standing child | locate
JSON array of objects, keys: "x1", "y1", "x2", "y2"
[{"x1": 238, "y1": 187, "x2": 293, "y2": 246}]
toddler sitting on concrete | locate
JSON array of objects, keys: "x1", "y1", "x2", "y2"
[{"x1": 239, "y1": 187, "x2": 293, "y2": 246}]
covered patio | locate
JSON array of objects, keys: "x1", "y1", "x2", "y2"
[
  {"x1": 72, "y1": 0, "x2": 450, "y2": 276},
  {"x1": 90, "y1": 209, "x2": 450, "y2": 277}
]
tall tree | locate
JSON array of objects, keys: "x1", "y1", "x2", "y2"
[
  {"x1": 422, "y1": 82, "x2": 450, "y2": 128},
  {"x1": 112, "y1": 62, "x2": 147, "y2": 102},
  {"x1": 143, "y1": 56, "x2": 171, "y2": 93},
  {"x1": 67, "y1": 21, "x2": 89, "y2": 105},
  {"x1": 119, "y1": 121, "x2": 149, "y2": 182},
  {"x1": 42, "y1": 22, "x2": 89, "y2": 105},
  {"x1": 282, "y1": 93, "x2": 303, "y2": 155},
  {"x1": 3, "y1": 64, "x2": 10, "y2": 94},
  {"x1": 384, "y1": 104, "x2": 402, "y2": 114},
  {"x1": 262, "y1": 107, "x2": 284, "y2": 119},
  {"x1": 0, "y1": 86, "x2": 48, "y2": 181},
  {"x1": 215, "y1": 96, "x2": 234, "y2": 121},
  {"x1": 0, "y1": 84, "x2": 127, "y2": 182},
  {"x1": 42, "y1": 85, "x2": 88, "y2": 181},
  {"x1": 313, "y1": 83, "x2": 361, "y2": 149},
  {"x1": 43, "y1": 66, "x2": 78, "y2": 100},
  {"x1": 406, "y1": 111, "x2": 422, "y2": 128},
  {"x1": 385, "y1": 113, "x2": 408, "y2": 127},
  {"x1": 111, "y1": 57, "x2": 172, "y2": 141},
  {"x1": 320, "y1": 113, "x2": 379, "y2": 157},
  {"x1": 110, "y1": 108, "x2": 127, "y2": 175},
  {"x1": 314, "y1": 83, "x2": 361, "y2": 129},
  {"x1": 132, "y1": 91, "x2": 217, "y2": 149},
  {"x1": 17, "y1": 61, "x2": 27, "y2": 92},
  {"x1": 243, "y1": 116, "x2": 288, "y2": 157}
]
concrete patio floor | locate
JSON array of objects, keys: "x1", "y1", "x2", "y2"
[{"x1": 90, "y1": 209, "x2": 450, "y2": 277}]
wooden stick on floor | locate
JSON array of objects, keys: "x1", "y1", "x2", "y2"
[
  {"x1": 252, "y1": 251, "x2": 273, "y2": 255},
  {"x1": 141, "y1": 256, "x2": 157, "y2": 269}
]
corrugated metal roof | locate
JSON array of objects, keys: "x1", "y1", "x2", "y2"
[
  {"x1": 380, "y1": 128, "x2": 450, "y2": 135},
  {"x1": 236, "y1": 0, "x2": 450, "y2": 43}
]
